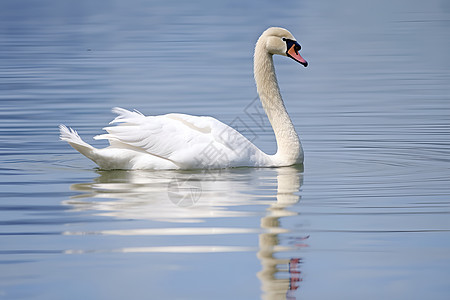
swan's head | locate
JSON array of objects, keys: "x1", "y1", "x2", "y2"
[{"x1": 260, "y1": 27, "x2": 308, "y2": 67}]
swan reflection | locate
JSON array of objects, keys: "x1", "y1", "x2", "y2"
[
  {"x1": 67, "y1": 168, "x2": 267, "y2": 222},
  {"x1": 65, "y1": 166, "x2": 306, "y2": 299},
  {"x1": 258, "y1": 167, "x2": 306, "y2": 300}
]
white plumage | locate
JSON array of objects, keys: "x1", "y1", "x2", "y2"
[{"x1": 60, "y1": 27, "x2": 308, "y2": 170}]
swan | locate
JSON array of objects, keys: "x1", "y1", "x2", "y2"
[{"x1": 59, "y1": 27, "x2": 308, "y2": 170}]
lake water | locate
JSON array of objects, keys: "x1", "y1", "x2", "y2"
[{"x1": 1, "y1": 0, "x2": 450, "y2": 299}]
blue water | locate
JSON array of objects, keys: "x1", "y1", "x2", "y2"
[{"x1": 1, "y1": 0, "x2": 450, "y2": 299}]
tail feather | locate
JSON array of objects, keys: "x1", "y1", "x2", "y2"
[{"x1": 59, "y1": 125, "x2": 96, "y2": 159}]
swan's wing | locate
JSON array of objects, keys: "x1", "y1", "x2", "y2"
[{"x1": 94, "y1": 108, "x2": 261, "y2": 168}]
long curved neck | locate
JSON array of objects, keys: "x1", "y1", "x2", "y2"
[{"x1": 254, "y1": 40, "x2": 303, "y2": 164}]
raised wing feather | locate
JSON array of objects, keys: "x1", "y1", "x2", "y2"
[{"x1": 94, "y1": 107, "x2": 260, "y2": 168}]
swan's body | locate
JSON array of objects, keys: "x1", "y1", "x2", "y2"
[{"x1": 59, "y1": 27, "x2": 308, "y2": 170}]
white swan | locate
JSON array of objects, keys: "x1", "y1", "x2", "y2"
[{"x1": 59, "y1": 27, "x2": 308, "y2": 170}]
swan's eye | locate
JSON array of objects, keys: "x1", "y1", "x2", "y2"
[{"x1": 283, "y1": 38, "x2": 301, "y2": 54}]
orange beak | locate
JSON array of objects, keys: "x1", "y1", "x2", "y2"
[{"x1": 286, "y1": 41, "x2": 308, "y2": 67}]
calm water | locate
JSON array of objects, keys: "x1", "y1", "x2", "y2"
[{"x1": 1, "y1": 0, "x2": 450, "y2": 299}]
